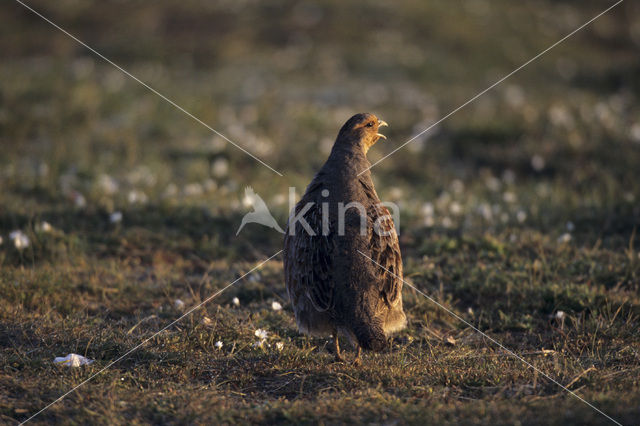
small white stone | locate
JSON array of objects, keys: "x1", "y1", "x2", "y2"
[{"x1": 54, "y1": 353, "x2": 94, "y2": 367}]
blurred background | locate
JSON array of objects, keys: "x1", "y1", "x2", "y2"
[{"x1": 1, "y1": 0, "x2": 639, "y2": 259}]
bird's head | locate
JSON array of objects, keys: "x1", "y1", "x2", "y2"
[{"x1": 336, "y1": 113, "x2": 388, "y2": 154}]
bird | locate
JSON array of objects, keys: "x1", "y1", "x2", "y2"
[
  {"x1": 236, "y1": 186, "x2": 284, "y2": 235},
  {"x1": 283, "y1": 113, "x2": 406, "y2": 365}
]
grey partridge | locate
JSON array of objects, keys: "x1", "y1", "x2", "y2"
[{"x1": 284, "y1": 113, "x2": 406, "y2": 364}]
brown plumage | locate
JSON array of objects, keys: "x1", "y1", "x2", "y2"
[{"x1": 283, "y1": 113, "x2": 406, "y2": 364}]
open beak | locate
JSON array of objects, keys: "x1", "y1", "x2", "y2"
[{"x1": 377, "y1": 120, "x2": 388, "y2": 140}]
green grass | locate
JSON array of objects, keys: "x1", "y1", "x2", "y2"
[{"x1": 1, "y1": 0, "x2": 640, "y2": 424}]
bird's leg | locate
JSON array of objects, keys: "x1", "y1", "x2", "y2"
[
  {"x1": 333, "y1": 331, "x2": 345, "y2": 363},
  {"x1": 352, "y1": 346, "x2": 362, "y2": 367}
]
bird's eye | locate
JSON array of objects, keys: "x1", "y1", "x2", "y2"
[{"x1": 366, "y1": 122, "x2": 374, "y2": 127}]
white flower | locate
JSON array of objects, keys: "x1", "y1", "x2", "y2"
[
  {"x1": 388, "y1": 187, "x2": 403, "y2": 200},
  {"x1": 184, "y1": 183, "x2": 204, "y2": 197},
  {"x1": 486, "y1": 176, "x2": 501, "y2": 191},
  {"x1": 502, "y1": 169, "x2": 516, "y2": 184},
  {"x1": 516, "y1": 210, "x2": 527, "y2": 223},
  {"x1": 271, "y1": 301, "x2": 282, "y2": 311},
  {"x1": 441, "y1": 217, "x2": 453, "y2": 228},
  {"x1": 436, "y1": 192, "x2": 451, "y2": 210},
  {"x1": 254, "y1": 328, "x2": 268, "y2": 340},
  {"x1": 548, "y1": 104, "x2": 574, "y2": 129},
  {"x1": 558, "y1": 233, "x2": 572, "y2": 244},
  {"x1": 451, "y1": 179, "x2": 464, "y2": 194},
  {"x1": 531, "y1": 155, "x2": 545, "y2": 171},
  {"x1": 275, "y1": 342, "x2": 284, "y2": 351},
  {"x1": 555, "y1": 310, "x2": 566, "y2": 320},
  {"x1": 54, "y1": 353, "x2": 94, "y2": 367},
  {"x1": 232, "y1": 297, "x2": 240, "y2": 306},
  {"x1": 211, "y1": 158, "x2": 229, "y2": 178},
  {"x1": 98, "y1": 174, "x2": 119, "y2": 195},
  {"x1": 421, "y1": 202, "x2": 434, "y2": 217},
  {"x1": 164, "y1": 183, "x2": 178, "y2": 198},
  {"x1": 503, "y1": 191, "x2": 516, "y2": 203},
  {"x1": 478, "y1": 203, "x2": 493, "y2": 221},
  {"x1": 72, "y1": 191, "x2": 86, "y2": 208},
  {"x1": 128, "y1": 190, "x2": 148, "y2": 204},
  {"x1": 37, "y1": 221, "x2": 53, "y2": 233},
  {"x1": 214, "y1": 341, "x2": 223, "y2": 350},
  {"x1": 110, "y1": 211, "x2": 123, "y2": 223},
  {"x1": 505, "y1": 85, "x2": 525, "y2": 108},
  {"x1": 424, "y1": 216, "x2": 435, "y2": 227},
  {"x1": 203, "y1": 179, "x2": 217, "y2": 192},
  {"x1": 174, "y1": 299, "x2": 185, "y2": 310},
  {"x1": 449, "y1": 201, "x2": 462, "y2": 215},
  {"x1": 9, "y1": 230, "x2": 30, "y2": 250},
  {"x1": 630, "y1": 123, "x2": 640, "y2": 143}
]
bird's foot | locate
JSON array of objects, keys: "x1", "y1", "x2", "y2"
[
  {"x1": 351, "y1": 346, "x2": 363, "y2": 367},
  {"x1": 333, "y1": 353, "x2": 346, "y2": 363}
]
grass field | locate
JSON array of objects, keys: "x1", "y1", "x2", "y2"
[{"x1": 1, "y1": 0, "x2": 640, "y2": 424}]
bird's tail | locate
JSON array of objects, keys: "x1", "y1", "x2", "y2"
[{"x1": 352, "y1": 320, "x2": 387, "y2": 352}]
